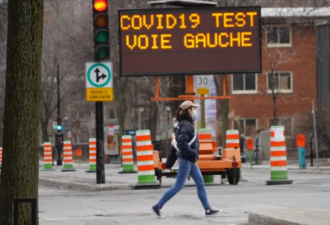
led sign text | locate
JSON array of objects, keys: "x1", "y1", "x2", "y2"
[{"x1": 119, "y1": 7, "x2": 261, "y2": 76}]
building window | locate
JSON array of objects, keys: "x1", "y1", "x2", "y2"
[
  {"x1": 267, "y1": 71, "x2": 292, "y2": 93},
  {"x1": 266, "y1": 26, "x2": 291, "y2": 47},
  {"x1": 269, "y1": 117, "x2": 293, "y2": 137},
  {"x1": 233, "y1": 118, "x2": 257, "y2": 135},
  {"x1": 109, "y1": 109, "x2": 117, "y2": 119},
  {"x1": 71, "y1": 133, "x2": 78, "y2": 144},
  {"x1": 232, "y1": 73, "x2": 257, "y2": 94}
]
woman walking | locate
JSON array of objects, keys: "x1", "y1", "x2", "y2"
[{"x1": 151, "y1": 101, "x2": 221, "y2": 218}]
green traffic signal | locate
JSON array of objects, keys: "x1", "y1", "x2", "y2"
[
  {"x1": 96, "y1": 30, "x2": 108, "y2": 43},
  {"x1": 57, "y1": 125, "x2": 62, "y2": 131},
  {"x1": 96, "y1": 46, "x2": 109, "y2": 59}
]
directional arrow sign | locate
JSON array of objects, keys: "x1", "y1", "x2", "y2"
[{"x1": 85, "y1": 62, "x2": 113, "y2": 102}]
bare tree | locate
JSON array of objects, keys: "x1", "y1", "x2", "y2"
[
  {"x1": 211, "y1": 0, "x2": 258, "y2": 147},
  {"x1": 295, "y1": 107, "x2": 330, "y2": 157},
  {"x1": 0, "y1": 2, "x2": 7, "y2": 145},
  {"x1": 40, "y1": 0, "x2": 92, "y2": 143},
  {"x1": 264, "y1": 42, "x2": 296, "y2": 125},
  {"x1": 108, "y1": 0, "x2": 178, "y2": 142}
]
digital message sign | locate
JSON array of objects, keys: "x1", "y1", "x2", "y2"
[{"x1": 118, "y1": 6, "x2": 261, "y2": 77}]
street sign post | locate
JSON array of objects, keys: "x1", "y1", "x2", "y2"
[
  {"x1": 297, "y1": 134, "x2": 306, "y2": 169},
  {"x1": 85, "y1": 62, "x2": 113, "y2": 102},
  {"x1": 247, "y1": 138, "x2": 254, "y2": 169},
  {"x1": 196, "y1": 75, "x2": 210, "y2": 95}
]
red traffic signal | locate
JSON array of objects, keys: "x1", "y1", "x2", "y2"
[
  {"x1": 93, "y1": 0, "x2": 110, "y2": 60},
  {"x1": 56, "y1": 116, "x2": 62, "y2": 131},
  {"x1": 94, "y1": 0, "x2": 107, "y2": 12},
  {"x1": 55, "y1": 133, "x2": 63, "y2": 144}
]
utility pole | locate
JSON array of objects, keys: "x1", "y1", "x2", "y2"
[
  {"x1": 57, "y1": 64, "x2": 60, "y2": 116},
  {"x1": 312, "y1": 100, "x2": 319, "y2": 169},
  {"x1": 56, "y1": 64, "x2": 63, "y2": 166},
  {"x1": 92, "y1": 0, "x2": 109, "y2": 184},
  {"x1": 201, "y1": 96, "x2": 206, "y2": 128}
]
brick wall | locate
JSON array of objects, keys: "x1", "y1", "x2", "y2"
[{"x1": 224, "y1": 25, "x2": 317, "y2": 133}]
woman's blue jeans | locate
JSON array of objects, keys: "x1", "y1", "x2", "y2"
[{"x1": 157, "y1": 157, "x2": 211, "y2": 209}]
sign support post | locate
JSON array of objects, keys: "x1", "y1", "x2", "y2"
[
  {"x1": 96, "y1": 102, "x2": 105, "y2": 183},
  {"x1": 85, "y1": 62, "x2": 113, "y2": 184},
  {"x1": 297, "y1": 134, "x2": 306, "y2": 169},
  {"x1": 247, "y1": 138, "x2": 254, "y2": 169}
]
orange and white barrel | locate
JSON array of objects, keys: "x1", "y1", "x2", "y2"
[
  {"x1": 88, "y1": 138, "x2": 96, "y2": 172},
  {"x1": 119, "y1": 135, "x2": 136, "y2": 173},
  {"x1": 267, "y1": 126, "x2": 292, "y2": 184},
  {"x1": 43, "y1": 142, "x2": 53, "y2": 170},
  {"x1": 0, "y1": 147, "x2": 2, "y2": 168},
  {"x1": 62, "y1": 141, "x2": 75, "y2": 171},
  {"x1": 135, "y1": 130, "x2": 156, "y2": 184},
  {"x1": 198, "y1": 128, "x2": 213, "y2": 143},
  {"x1": 226, "y1": 130, "x2": 240, "y2": 150}
]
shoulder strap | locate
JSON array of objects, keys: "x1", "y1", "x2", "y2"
[
  {"x1": 174, "y1": 121, "x2": 196, "y2": 147},
  {"x1": 188, "y1": 129, "x2": 197, "y2": 146}
]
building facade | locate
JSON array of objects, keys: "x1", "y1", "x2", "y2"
[{"x1": 224, "y1": 8, "x2": 330, "y2": 142}]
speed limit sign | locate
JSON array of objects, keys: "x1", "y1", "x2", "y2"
[{"x1": 196, "y1": 75, "x2": 210, "y2": 95}]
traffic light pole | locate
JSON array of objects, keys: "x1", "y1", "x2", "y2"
[
  {"x1": 57, "y1": 64, "x2": 60, "y2": 116},
  {"x1": 92, "y1": 0, "x2": 108, "y2": 184},
  {"x1": 96, "y1": 102, "x2": 105, "y2": 183}
]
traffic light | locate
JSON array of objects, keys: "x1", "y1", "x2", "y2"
[
  {"x1": 55, "y1": 133, "x2": 63, "y2": 145},
  {"x1": 93, "y1": 0, "x2": 110, "y2": 60},
  {"x1": 56, "y1": 116, "x2": 62, "y2": 131}
]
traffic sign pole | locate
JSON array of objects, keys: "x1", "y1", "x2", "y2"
[
  {"x1": 92, "y1": 0, "x2": 110, "y2": 185},
  {"x1": 247, "y1": 139, "x2": 254, "y2": 169},
  {"x1": 85, "y1": 62, "x2": 112, "y2": 184},
  {"x1": 96, "y1": 101, "x2": 105, "y2": 183}
]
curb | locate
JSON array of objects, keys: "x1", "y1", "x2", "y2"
[
  {"x1": 248, "y1": 212, "x2": 300, "y2": 225},
  {"x1": 39, "y1": 177, "x2": 133, "y2": 191},
  {"x1": 242, "y1": 167, "x2": 330, "y2": 175},
  {"x1": 248, "y1": 207, "x2": 330, "y2": 225}
]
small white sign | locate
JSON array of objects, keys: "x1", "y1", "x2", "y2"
[
  {"x1": 196, "y1": 75, "x2": 209, "y2": 88},
  {"x1": 52, "y1": 121, "x2": 57, "y2": 130},
  {"x1": 196, "y1": 75, "x2": 210, "y2": 95}
]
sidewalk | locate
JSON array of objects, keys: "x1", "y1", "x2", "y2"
[
  {"x1": 248, "y1": 207, "x2": 330, "y2": 225},
  {"x1": 39, "y1": 162, "x2": 135, "y2": 191},
  {"x1": 241, "y1": 162, "x2": 330, "y2": 175}
]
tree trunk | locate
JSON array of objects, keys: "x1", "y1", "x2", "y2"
[
  {"x1": 41, "y1": 119, "x2": 50, "y2": 143},
  {"x1": 214, "y1": 75, "x2": 229, "y2": 148},
  {"x1": 149, "y1": 101, "x2": 158, "y2": 141},
  {"x1": 272, "y1": 92, "x2": 277, "y2": 125},
  {"x1": 0, "y1": 0, "x2": 43, "y2": 224},
  {"x1": 117, "y1": 95, "x2": 127, "y2": 147},
  {"x1": 169, "y1": 76, "x2": 185, "y2": 118}
]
